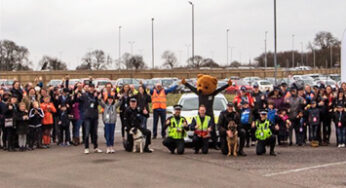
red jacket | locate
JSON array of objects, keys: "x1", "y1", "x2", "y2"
[{"x1": 233, "y1": 93, "x2": 254, "y2": 108}]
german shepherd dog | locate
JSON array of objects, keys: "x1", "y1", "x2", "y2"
[{"x1": 227, "y1": 121, "x2": 238, "y2": 157}]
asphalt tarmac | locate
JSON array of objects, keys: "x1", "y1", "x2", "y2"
[{"x1": 0, "y1": 116, "x2": 345, "y2": 188}]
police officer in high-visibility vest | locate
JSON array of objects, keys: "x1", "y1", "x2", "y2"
[
  {"x1": 252, "y1": 110, "x2": 279, "y2": 156},
  {"x1": 189, "y1": 105, "x2": 213, "y2": 154},
  {"x1": 163, "y1": 105, "x2": 188, "y2": 154}
]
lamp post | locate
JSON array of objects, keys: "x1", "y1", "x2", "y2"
[
  {"x1": 227, "y1": 29, "x2": 229, "y2": 66},
  {"x1": 292, "y1": 34, "x2": 295, "y2": 68},
  {"x1": 273, "y1": 0, "x2": 278, "y2": 85},
  {"x1": 118, "y1": 26, "x2": 121, "y2": 71},
  {"x1": 188, "y1": 1, "x2": 195, "y2": 65},
  {"x1": 265, "y1": 31, "x2": 268, "y2": 68},
  {"x1": 151, "y1": 18, "x2": 155, "y2": 69}
]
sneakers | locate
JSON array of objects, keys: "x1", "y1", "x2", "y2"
[
  {"x1": 106, "y1": 148, "x2": 111, "y2": 154},
  {"x1": 84, "y1": 149, "x2": 90, "y2": 154},
  {"x1": 94, "y1": 148, "x2": 103, "y2": 153},
  {"x1": 342, "y1": 144, "x2": 346, "y2": 148},
  {"x1": 110, "y1": 148, "x2": 115, "y2": 153}
]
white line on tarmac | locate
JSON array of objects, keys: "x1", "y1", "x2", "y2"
[{"x1": 264, "y1": 161, "x2": 346, "y2": 177}]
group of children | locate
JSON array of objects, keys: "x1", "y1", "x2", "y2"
[{"x1": 236, "y1": 83, "x2": 346, "y2": 148}]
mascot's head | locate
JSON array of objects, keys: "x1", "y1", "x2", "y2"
[{"x1": 196, "y1": 74, "x2": 218, "y2": 95}]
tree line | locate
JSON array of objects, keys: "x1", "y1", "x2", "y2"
[{"x1": 0, "y1": 31, "x2": 341, "y2": 71}]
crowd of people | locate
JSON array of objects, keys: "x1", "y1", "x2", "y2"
[{"x1": 0, "y1": 75, "x2": 345, "y2": 157}]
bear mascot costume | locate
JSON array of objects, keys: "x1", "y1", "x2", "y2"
[{"x1": 181, "y1": 74, "x2": 232, "y2": 149}]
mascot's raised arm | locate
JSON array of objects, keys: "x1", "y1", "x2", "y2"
[{"x1": 181, "y1": 74, "x2": 232, "y2": 120}]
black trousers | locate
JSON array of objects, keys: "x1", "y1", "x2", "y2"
[
  {"x1": 5, "y1": 127, "x2": 15, "y2": 150},
  {"x1": 294, "y1": 126, "x2": 304, "y2": 145},
  {"x1": 193, "y1": 135, "x2": 209, "y2": 154},
  {"x1": 256, "y1": 135, "x2": 276, "y2": 155},
  {"x1": 322, "y1": 117, "x2": 331, "y2": 143},
  {"x1": 120, "y1": 112, "x2": 126, "y2": 138},
  {"x1": 59, "y1": 125, "x2": 71, "y2": 143},
  {"x1": 84, "y1": 118, "x2": 98, "y2": 149},
  {"x1": 28, "y1": 127, "x2": 42, "y2": 148},
  {"x1": 125, "y1": 127, "x2": 151, "y2": 152},
  {"x1": 163, "y1": 137, "x2": 185, "y2": 154},
  {"x1": 220, "y1": 127, "x2": 246, "y2": 155}
]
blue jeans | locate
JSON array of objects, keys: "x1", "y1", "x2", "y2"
[
  {"x1": 153, "y1": 109, "x2": 166, "y2": 138},
  {"x1": 72, "y1": 119, "x2": 82, "y2": 138},
  {"x1": 140, "y1": 115, "x2": 148, "y2": 129},
  {"x1": 336, "y1": 127, "x2": 346, "y2": 145},
  {"x1": 104, "y1": 123, "x2": 116, "y2": 147}
]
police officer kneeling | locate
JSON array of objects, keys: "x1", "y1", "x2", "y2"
[
  {"x1": 218, "y1": 102, "x2": 247, "y2": 156},
  {"x1": 252, "y1": 110, "x2": 279, "y2": 156},
  {"x1": 190, "y1": 105, "x2": 212, "y2": 154},
  {"x1": 163, "y1": 105, "x2": 188, "y2": 154}
]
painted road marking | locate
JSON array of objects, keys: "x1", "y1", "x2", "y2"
[{"x1": 264, "y1": 161, "x2": 346, "y2": 177}]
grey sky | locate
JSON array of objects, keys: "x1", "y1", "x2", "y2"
[{"x1": 1, "y1": 0, "x2": 346, "y2": 70}]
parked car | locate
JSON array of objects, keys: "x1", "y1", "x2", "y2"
[
  {"x1": 226, "y1": 80, "x2": 252, "y2": 94},
  {"x1": 315, "y1": 80, "x2": 337, "y2": 90},
  {"x1": 151, "y1": 77, "x2": 179, "y2": 89},
  {"x1": 243, "y1": 77, "x2": 261, "y2": 85},
  {"x1": 115, "y1": 78, "x2": 141, "y2": 89},
  {"x1": 93, "y1": 78, "x2": 111, "y2": 91},
  {"x1": 67, "y1": 79, "x2": 81, "y2": 89},
  {"x1": 166, "y1": 93, "x2": 228, "y2": 144},
  {"x1": 328, "y1": 74, "x2": 341, "y2": 82},
  {"x1": 252, "y1": 80, "x2": 273, "y2": 92},
  {"x1": 47, "y1": 79, "x2": 62, "y2": 87}
]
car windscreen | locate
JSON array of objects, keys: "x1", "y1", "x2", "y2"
[
  {"x1": 97, "y1": 81, "x2": 110, "y2": 86},
  {"x1": 259, "y1": 81, "x2": 271, "y2": 85},
  {"x1": 123, "y1": 79, "x2": 139, "y2": 84},
  {"x1": 180, "y1": 97, "x2": 226, "y2": 111},
  {"x1": 162, "y1": 80, "x2": 174, "y2": 87}
]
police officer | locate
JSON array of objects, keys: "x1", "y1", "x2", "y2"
[
  {"x1": 162, "y1": 105, "x2": 188, "y2": 154},
  {"x1": 123, "y1": 97, "x2": 152, "y2": 153},
  {"x1": 252, "y1": 110, "x2": 279, "y2": 156},
  {"x1": 189, "y1": 105, "x2": 212, "y2": 154},
  {"x1": 218, "y1": 102, "x2": 247, "y2": 156}
]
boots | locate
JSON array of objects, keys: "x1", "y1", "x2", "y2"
[{"x1": 73, "y1": 137, "x2": 80, "y2": 146}]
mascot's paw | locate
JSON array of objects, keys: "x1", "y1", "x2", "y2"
[
  {"x1": 181, "y1": 78, "x2": 187, "y2": 85},
  {"x1": 228, "y1": 79, "x2": 232, "y2": 86}
]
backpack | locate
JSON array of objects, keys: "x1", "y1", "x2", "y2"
[{"x1": 240, "y1": 109, "x2": 250, "y2": 125}]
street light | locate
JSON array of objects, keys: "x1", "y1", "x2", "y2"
[
  {"x1": 188, "y1": 1, "x2": 195, "y2": 66},
  {"x1": 273, "y1": 0, "x2": 278, "y2": 85},
  {"x1": 128, "y1": 41, "x2": 135, "y2": 54},
  {"x1": 292, "y1": 34, "x2": 295, "y2": 67},
  {"x1": 265, "y1": 31, "x2": 268, "y2": 68},
  {"x1": 151, "y1": 18, "x2": 155, "y2": 69},
  {"x1": 301, "y1": 42, "x2": 304, "y2": 66},
  {"x1": 118, "y1": 26, "x2": 121, "y2": 71},
  {"x1": 227, "y1": 29, "x2": 230, "y2": 66}
]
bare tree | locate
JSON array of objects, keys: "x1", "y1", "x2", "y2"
[
  {"x1": 39, "y1": 56, "x2": 67, "y2": 70},
  {"x1": 0, "y1": 40, "x2": 31, "y2": 71},
  {"x1": 187, "y1": 55, "x2": 203, "y2": 69},
  {"x1": 162, "y1": 51, "x2": 178, "y2": 69},
  {"x1": 201, "y1": 58, "x2": 219, "y2": 68},
  {"x1": 313, "y1": 31, "x2": 340, "y2": 49},
  {"x1": 79, "y1": 50, "x2": 110, "y2": 70},
  {"x1": 230, "y1": 61, "x2": 241, "y2": 68}
]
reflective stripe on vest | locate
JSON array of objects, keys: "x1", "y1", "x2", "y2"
[
  {"x1": 168, "y1": 117, "x2": 186, "y2": 139},
  {"x1": 152, "y1": 89, "x2": 167, "y2": 109},
  {"x1": 194, "y1": 115, "x2": 210, "y2": 137},
  {"x1": 255, "y1": 120, "x2": 272, "y2": 140}
]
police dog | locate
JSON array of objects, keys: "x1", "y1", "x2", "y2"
[
  {"x1": 227, "y1": 121, "x2": 238, "y2": 157},
  {"x1": 129, "y1": 128, "x2": 145, "y2": 153}
]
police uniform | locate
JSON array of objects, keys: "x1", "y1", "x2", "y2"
[
  {"x1": 255, "y1": 111, "x2": 276, "y2": 156},
  {"x1": 163, "y1": 105, "x2": 188, "y2": 154},
  {"x1": 123, "y1": 98, "x2": 152, "y2": 152},
  {"x1": 189, "y1": 114, "x2": 212, "y2": 154}
]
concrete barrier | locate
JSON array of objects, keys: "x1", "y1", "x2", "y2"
[{"x1": 0, "y1": 68, "x2": 340, "y2": 85}]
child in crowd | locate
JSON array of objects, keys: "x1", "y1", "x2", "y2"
[
  {"x1": 240, "y1": 101, "x2": 253, "y2": 147},
  {"x1": 14, "y1": 103, "x2": 29, "y2": 151},
  {"x1": 99, "y1": 94, "x2": 122, "y2": 154},
  {"x1": 41, "y1": 96, "x2": 57, "y2": 148},
  {"x1": 294, "y1": 110, "x2": 306, "y2": 146},
  {"x1": 276, "y1": 109, "x2": 291, "y2": 145},
  {"x1": 28, "y1": 101, "x2": 44, "y2": 150},
  {"x1": 58, "y1": 104, "x2": 71, "y2": 146},
  {"x1": 333, "y1": 103, "x2": 346, "y2": 148},
  {"x1": 4, "y1": 96, "x2": 18, "y2": 151},
  {"x1": 307, "y1": 101, "x2": 320, "y2": 147},
  {"x1": 267, "y1": 101, "x2": 277, "y2": 125}
]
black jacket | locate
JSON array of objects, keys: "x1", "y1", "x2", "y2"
[
  {"x1": 14, "y1": 110, "x2": 29, "y2": 134},
  {"x1": 135, "y1": 93, "x2": 151, "y2": 113},
  {"x1": 184, "y1": 82, "x2": 229, "y2": 117},
  {"x1": 10, "y1": 88, "x2": 23, "y2": 102},
  {"x1": 217, "y1": 110, "x2": 239, "y2": 132},
  {"x1": 333, "y1": 111, "x2": 346, "y2": 128},
  {"x1": 123, "y1": 107, "x2": 149, "y2": 131},
  {"x1": 58, "y1": 111, "x2": 70, "y2": 127},
  {"x1": 29, "y1": 108, "x2": 44, "y2": 127},
  {"x1": 78, "y1": 92, "x2": 99, "y2": 120}
]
